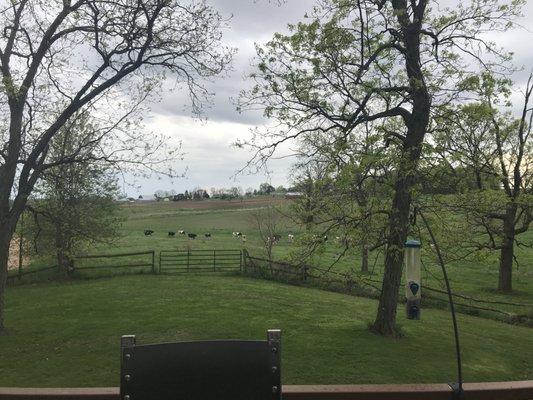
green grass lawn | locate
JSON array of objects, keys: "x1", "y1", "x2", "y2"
[{"x1": 1, "y1": 274, "x2": 532, "y2": 387}]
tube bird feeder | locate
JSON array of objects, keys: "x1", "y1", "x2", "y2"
[{"x1": 405, "y1": 239, "x2": 421, "y2": 320}]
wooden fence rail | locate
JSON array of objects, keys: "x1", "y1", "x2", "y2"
[
  {"x1": 1, "y1": 381, "x2": 532, "y2": 400},
  {"x1": 73, "y1": 250, "x2": 156, "y2": 274}
]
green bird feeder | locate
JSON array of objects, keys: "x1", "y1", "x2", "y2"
[{"x1": 405, "y1": 239, "x2": 421, "y2": 320}]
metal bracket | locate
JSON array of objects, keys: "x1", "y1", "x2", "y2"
[
  {"x1": 267, "y1": 330, "x2": 281, "y2": 400},
  {"x1": 448, "y1": 382, "x2": 464, "y2": 400},
  {"x1": 121, "y1": 335, "x2": 136, "y2": 400},
  {"x1": 121, "y1": 335, "x2": 137, "y2": 349}
]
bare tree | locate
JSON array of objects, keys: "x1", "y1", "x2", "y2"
[
  {"x1": 249, "y1": 205, "x2": 282, "y2": 263},
  {"x1": 0, "y1": 0, "x2": 233, "y2": 332}
]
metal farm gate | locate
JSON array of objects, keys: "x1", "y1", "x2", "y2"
[{"x1": 159, "y1": 249, "x2": 242, "y2": 273}]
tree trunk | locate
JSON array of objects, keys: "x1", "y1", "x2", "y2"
[
  {"x1": 0, "y1": 218, "x2": 17, "y2": 333},
  {"x1": 498, "y1": 203, "x2": 517, "y2": 293},
  {"x1": 361, "y1": 240, "x2": 369, "y2": 273},
  {"x1": 371, "y1": 170, "x2": 413, "y2": 337},
  {"x1": 370, "y1": 2, "x2": 431, "y2": 337},
  {"x1": 55, "y1": 224, "x2": 73, "y2": 278}
]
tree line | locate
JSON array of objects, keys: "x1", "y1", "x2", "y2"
[{"x1": 149, "y1": 183, "x2": 294, "y2": 201}]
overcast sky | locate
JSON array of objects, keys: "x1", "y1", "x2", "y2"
[{"x1": 126, "y1": 0, "x2": 533, "y2": 197}]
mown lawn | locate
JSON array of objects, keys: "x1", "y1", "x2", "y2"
[{"x1": 1, "y1": 274, "x2": 532, "y2": 387}]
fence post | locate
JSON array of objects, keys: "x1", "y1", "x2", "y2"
[
  {"x1": 240, "y1": 249, "x2": 243, "y2": 272},
  {"x1": 187, "y1": 248, "x2": 190, "y2": 272},
  {"x1": 302, "y1": 265, "x2": 308, "y2": 281},
  {"x1": 153, "y1": 250, "x2": 156, "y2": 274},
  {"x1": 213, "y1": 249, "x2": 216, "y2": 272}
]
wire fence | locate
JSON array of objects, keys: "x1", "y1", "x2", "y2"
[
  {"x1": 7, "y1": 248, "x2": 532, "y2": 326},
  {"x1": 242, "y1": 250, "x2": 533, "y2": 326}
]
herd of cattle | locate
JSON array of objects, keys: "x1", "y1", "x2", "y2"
[
  {"x1": 143, "y1": 229, "x2": 210, "y2": 240},
  {"x1": 143, "y1": 230, "x2": 332, "y2": 245},
  {"x1": 142, "y1": 230, "x2": 307, "y2": 244}
]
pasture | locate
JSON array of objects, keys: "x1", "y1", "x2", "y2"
[
  {"x1": 73, "y1": 198, "x2": 533, "y2": 316},
  {"x1": 1, "y1": 275, "x2": 532, "y2": 386}
]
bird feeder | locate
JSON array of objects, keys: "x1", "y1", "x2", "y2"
[{"x1": 405, "y1": 239, "x2": 421, "y2": 320}]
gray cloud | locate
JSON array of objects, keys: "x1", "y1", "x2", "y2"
[{"x1": 129, "y1": 0, "x2": 533, "y2": 197}]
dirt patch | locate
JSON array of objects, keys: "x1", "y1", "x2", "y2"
[
  {"x1": 8, "y1": 237, "x2": 28, "y2": 271},
  {"x1": 122, "y1": 197, "x2": 290, "y2": 211}
]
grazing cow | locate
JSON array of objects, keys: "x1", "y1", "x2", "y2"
[
  {"x1": 267, "y1": 234, "x2": 281, "y2": 245},
  {"x1": 288, "y1": 234, "x2": 294, "y2": 243},
  {"x1": 205, "y1": 233, "x2": 211, "y2": 238},
  {"x1": 178, "y1": 230, "x2": 186, "y2": 235},
  {"x1": 188, "y1": 233, "x2": 197, "y2": 239},
  {"x1": 168, "y1": 231, "x2": 175, "y2": 237},
  {"x1": 312, "y1": 234, "x2": 328, "y2": 243},
  {"x1": 144, "y1": 229, "x2": 154, "y2": 236}
]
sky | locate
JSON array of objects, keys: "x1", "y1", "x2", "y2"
[{"x1": 125, "y1": 0, "x2": 533, "y2": 197}]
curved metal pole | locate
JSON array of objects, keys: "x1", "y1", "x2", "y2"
[{"x1": 418, "y1": 209, "x2": 464, "y2": 399}]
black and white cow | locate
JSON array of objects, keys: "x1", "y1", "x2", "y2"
[
  {"x1": 144, "y1": 229, "x2": 154, "y2": 236},
  {"x1": 188, "y1": 233, "x2": 197, "y2": 239}
]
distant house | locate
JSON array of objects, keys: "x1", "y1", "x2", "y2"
[
  {"x1": 137, "y1": 194, "x2": 156, "y2": 202},
  {"x1": 285, "y1": 192, "x2": 304, "y2": 199}
]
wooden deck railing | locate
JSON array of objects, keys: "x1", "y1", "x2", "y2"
[{"x1": 1, "y1": 381, "x2": 532, "y2": 400}]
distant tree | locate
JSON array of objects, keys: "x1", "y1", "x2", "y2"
[
  {"x1": 290, "y1": 124, "x2": 392, "y2": 272},
  {"x1": 172, "y1": 193, "x2": 186, "y2": 201},
  {"x1": 275, "y1": 185, "x2": 287, "y2": 193},
  {"x1": 229, "y1": 186, "x2": 243, "y2": 198},
  {"x1": 433, "y1": 74, "x2": 532, "y2": 292},
  {"x1": 154, "y1": 190, "x2": 166, "y2": 201},
  {"x1": 249, "y1": 206, "x2": 282, "y2": 262},
  {"x1": 26, "y1": 118, "x2": 122, "y2": 276},
  {"x1": 192, "y1": 187, "x2": 208, "y2": 200},
  {"x1": 259, "y1": 183, "x2": 275, "y2": 195}
]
